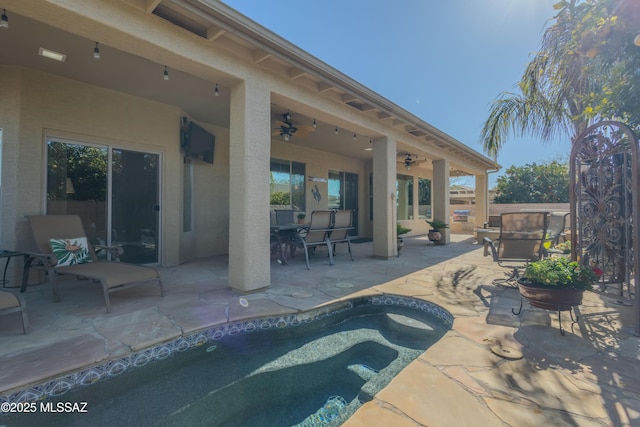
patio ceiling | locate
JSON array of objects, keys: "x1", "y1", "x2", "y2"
[{"x1": 0, "y1": 1, "x2": 498, "y2": 175}]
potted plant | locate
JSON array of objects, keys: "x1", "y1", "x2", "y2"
[
  {"x1": 426, "y1": 219, "x2": 449, "y2": 244},
  {"x1": 396, "y1": 222, "x2": 411, "y2": 252},
  {"x1": 516, "y1": 257, "x2": 597, "y2": 311},
  {"x1": 297, "y1": 213, "x2": 306, "y2": 224}
]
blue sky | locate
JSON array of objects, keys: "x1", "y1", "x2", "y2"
[{"x1": 221, "y1": 0, "x2": 573, "y2": 187}]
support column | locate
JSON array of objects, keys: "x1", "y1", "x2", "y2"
[
  {"x1": 228, "y1": 80, "x2": 271, "y2": 292},
  {"x1": 432, "y1": 159, "x2": 450, "y2": 244},
  {"x1": 372, "y1": 137, "x2": 396, "y2": 258},
  {"x1": 412, "y1": 176, "x2": 419, "y2": 220},
  {"x1": 475, "y1": 173, "x2": 489, "y2": 229}
]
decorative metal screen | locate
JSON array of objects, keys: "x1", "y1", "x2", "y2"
[{"x1": 570, "y1": 121, "x2": 639, "y2": 308}]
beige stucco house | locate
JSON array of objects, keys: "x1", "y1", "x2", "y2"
[{"x1": 0, "y1": 0, "x2": 498, "y2": 293}]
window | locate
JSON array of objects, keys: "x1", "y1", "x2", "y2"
[
  {"x1": 418, "y1": 177, "x2": 432, "y2": 219},
  {"x1": 396, "y1": 174, "x2": 412, "y2": 220},
  {"x1": 270, "y1": 158, "x2": 305, "y2": 211},
  {"x1": 396, "y1": 175, "x2": 432, "y2": 220}
]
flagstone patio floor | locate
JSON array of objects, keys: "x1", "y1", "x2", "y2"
[{"x1": 1, "y1": 234, "x2": 639, "y2": 426}]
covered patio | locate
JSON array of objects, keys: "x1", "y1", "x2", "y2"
[
  {"x1": 1, "y1": 0, "x2": 497, "y2": 296},
  {"x1": 1, "y1": 236, "x2": 639, "y2": 426}
]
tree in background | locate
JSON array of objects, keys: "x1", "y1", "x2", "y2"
[
  {"x1": 480, "y1": 0, "x2": 640, "y2": 158},
  {"x1": 493, "y1": 161, "x2": 569, "y2": 203}
]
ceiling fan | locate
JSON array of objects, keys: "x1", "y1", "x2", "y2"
[
  {"x1": 397, "y1": 153, "x2": 427, "y2": 170},
  {"x1": 272, "y1": 112, "x2": 314, "y2": 142}
]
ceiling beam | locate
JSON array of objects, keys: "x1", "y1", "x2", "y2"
[
  {"x1": 145, "y1": 0, "x2": 163, "y2": 13},
  {"x1": 341, "y1": 94, "x2": 358, "y2": 103},
  {"x1": 318, "y1": 82, "x2": 335, "y2": 93},
  {"x1": 253, "y1": 49, "x2": 271, "y2": 64},
  {"x1": 289, "y1": 67, "x2": 307, "y2": 79},
  {"x1": 206, "y1": 26, "x2": 225, "y2": 42}
]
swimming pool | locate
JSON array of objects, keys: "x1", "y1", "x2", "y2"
[{"x1": 2, "y1": 295, "x2": 451, "y2": 426}]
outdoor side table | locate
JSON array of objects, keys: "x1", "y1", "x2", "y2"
[{"x1": 0, "y1": 250, "x2": 27, "y2": 288}]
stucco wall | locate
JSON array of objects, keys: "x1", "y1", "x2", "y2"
[{"x1": 191, "y1": 124, "x2": 230, "y2": 259}]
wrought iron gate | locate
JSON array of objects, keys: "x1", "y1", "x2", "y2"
[{"x1": 570, "y1": 121, "x2": 639, "y2": 334}]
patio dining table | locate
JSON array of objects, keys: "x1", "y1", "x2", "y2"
[{"x1": 270, "y1": 223, "x2": 309, "y2": 265}]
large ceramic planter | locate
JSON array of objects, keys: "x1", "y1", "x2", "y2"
[
  {"x1": 428, "y1": 229, "x2": 443, "y2": 245},
  {"x1": 516, "y1": 278, "x2": 584, "y2": 311}
]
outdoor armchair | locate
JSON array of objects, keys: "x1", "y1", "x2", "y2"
[
  {"x1": 22, "y1": 215, "x2": 164, "y2": 313},
  {"x1": 545, "y1": 211, "x2": 570, "y2": 248},
  {"x1": 483, "y1": 211, "x2": 549, "y2": 285}
]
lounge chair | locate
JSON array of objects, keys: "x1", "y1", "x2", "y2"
[
  {"x1": 296, "y1": 210, "x2": 333, "y2": 269},
  {"x1": 483, "y1": 211, "x2": 549, "y2": 286},
  {"x1": 328, "y1": 210, "x2": 354, "y2": 262},
  {"x1": 0, "y1": 289, "x2": 29, "y2": 334},
  {"x1": 22, "y1": 215, "x2": 164, "y2": 313}
]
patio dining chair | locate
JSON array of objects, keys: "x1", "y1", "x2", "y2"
[
  {"x1": 22, "y1": 215, "x2": 165, "y2": 313},
  {"x1": 483, "y1": 211, "x2": 549, "y2": 286},
  {"x1": 328, "y1": 210, "x2": 354, "y2": 263},
  {"x1": 274, "y1": 209, "x2": 295, "y2": 225},
  {"x1": 0, "y1": 289, "x2": 29, "y2": 334},
  {"x1": 296, "y1": 210, "x2": 333, "y2": 269}
]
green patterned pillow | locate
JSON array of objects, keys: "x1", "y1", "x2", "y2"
[{"x1": 50, "y1": 237, "x2": 93, "y2": 266}]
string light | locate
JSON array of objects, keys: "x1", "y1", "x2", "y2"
[{"x1": 0, "y1": 9, "x2": 8, "y2": 29}]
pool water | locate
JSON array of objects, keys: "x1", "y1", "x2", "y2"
[{"x1": 3, "y1": 297, "x2": 450, "y2": 427}]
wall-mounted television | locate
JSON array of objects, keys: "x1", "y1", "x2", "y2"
[{"x1": 181, "y1": 118, "x2": 215, "y2": 164}]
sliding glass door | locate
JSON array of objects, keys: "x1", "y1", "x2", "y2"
[
  {"x1": 328, "y1": 170, "x2": 358, "y2": 236},
  {"x1": 111, "y1": 149, "x2": 160, "y2": 264},
  {"x1": 46, "y1": 140, "x2": 160, "y2": 264}
]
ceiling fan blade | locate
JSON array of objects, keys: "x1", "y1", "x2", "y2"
[{"x1": 295, "y1": 125, "x2": 315, "y2": 137}]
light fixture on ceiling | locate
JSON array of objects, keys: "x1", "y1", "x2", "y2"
[
  {"x1": 163, "y1": 65, "x2": 169, "y2": 81},
  {"x1": 38, "y1": 47, "x2": 67, "y2": 62},
  {"x1": 403, "y1": 153, "x2": 416, "y2": 171},
  {"x1": 353, "y1": 133, "x2": 356, "y2": 140},
  {"x1": 334, "y1": 126, "x2": 338, "y2": 135},
  {"x1": 93, "y1": 42, "x2": 100, "y2": 59},
  {"x1": 214, "y1": 83, "x2": 220, "y2": 96},
  {"x1": 635, "y1": 34, "x2": 640, "y2": 47},
  {"x1": 0, "y1": 9, "x2": 8, "y2": 29},
  {"x1": 312, "y1": 119, "x2": 317, "y2": 129},
  {"x1": 281, "y1": 131, "x2": 291, "y2": 142}
]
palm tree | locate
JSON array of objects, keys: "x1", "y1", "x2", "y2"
[{"x1": 480, "y1": 0, "x2": 633, "y2": 158}]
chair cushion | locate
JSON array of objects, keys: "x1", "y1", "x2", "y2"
[
  {"x1": 50, "y1": 237, "x2": 93, "y2": 266},
  {"x1": 0, "y1": 290, "x2": 20, "y2": 310}
]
